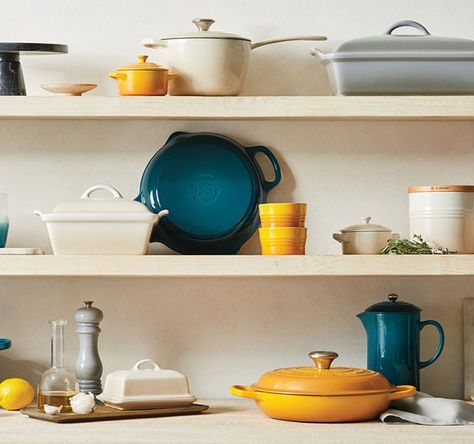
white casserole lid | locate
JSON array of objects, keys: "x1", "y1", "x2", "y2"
[
  {"x1": 328, "y1": 20, "x2": 474, "y2": 60},
  {"x1": 98, "y1": 359, "x2": 196, "y2": 405},
  {"x1": 339, "y1": 217, "x2": 392, "y2": 233},
  {"x1": 34, "y1": 185, "x2": 167, "y2": 223}
]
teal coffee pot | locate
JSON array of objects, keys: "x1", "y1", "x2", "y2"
[{"x1": 357, "y1": 293, "x2": 444, "y2": 389}]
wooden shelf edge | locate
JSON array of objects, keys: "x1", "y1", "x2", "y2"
[
  {"x1": 0, "y1": 96, "x2": 472, "y2": 120},
  {"x1": 0, "y1": 255, "x2": 472, "y2": 277}
]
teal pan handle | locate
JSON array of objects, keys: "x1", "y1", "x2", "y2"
[
  {"x1": 419, "y1": 320, "x2": 444, "y2": 369},
  {"x1": 247, "y1": 146, "x2": 281, "y2": 194},
  {"x1": 0, "y1": 338, "x2": 11, "y2": 350}
]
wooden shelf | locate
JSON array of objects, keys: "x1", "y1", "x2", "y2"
[
  {"x1": 0, "y1": 255, "x2": 472, "y2": 277},
  {"x1": 0, "y1": 96, "x2": 473, "y2": 120}
]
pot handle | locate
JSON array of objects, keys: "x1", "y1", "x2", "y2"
[
  {"x1": 0, "y1": 338, "x2": 11, "y2": 350},
  {"x1": 247, "y1": 146, "x2": 281, "y2": 194},
  {"x1": 419, "y1": 320, "x2": 445, "y2": 369},
  {"x1": 142, "y1": 38, "x2": 168, "y2": 49},
  {"x1": 388, "y1": 385, "x2": 416, "y2": 401},
  {"x1": 251, "y1": 35, "x2": 327, "y2": 50},
  {"x1": 167, "y1": 72, "x2": 178, "y2": 81},
  {"x1": 109, "y1": 71, "x2": 127, "y2": 80},
  {"x1": 385, "y1": 20, "x2": 430, "y2": 36},
  {"x1": 332, "y1": 233, "x2": 349, "y2": 243},
  {"x1": 230, "y1": 385, "x2": 260, "y2": 400}
]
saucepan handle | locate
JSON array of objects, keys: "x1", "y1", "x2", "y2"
[
  {"x1": 388, "y1": 385, "x2": 416, "y2": 401},
  {"x1": 247, "y1": 146, "x2": 281, "y2": 194},
  {"x1": 230, "y1": 385, "x2": 261, "y2": 399},
  {"x1": 251, "y1": 35, "x2": 327, "y2": 50},
  {"x1": 419, "y1": 320, "x2": 445, "y2": 369}
]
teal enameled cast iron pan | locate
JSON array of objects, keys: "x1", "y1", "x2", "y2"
[{"x1": 137, "y1": 132, "x2": 281, "y2": 254}]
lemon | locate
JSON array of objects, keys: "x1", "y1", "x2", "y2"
[{"x1": 0, "y1": 378, "x2": 35, "y2": 410}]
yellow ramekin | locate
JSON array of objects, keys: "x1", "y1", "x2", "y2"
[
  {"x1": 259, "y1": 227, "x2": 307, "y2": 255},
  {"x1": 259, "y1": 203, "x2": 307, "y2": 228}
]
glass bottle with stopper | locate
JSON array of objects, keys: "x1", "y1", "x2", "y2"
[{"x1": 38, "y1": 319, "x2": 78, "y2": 412}]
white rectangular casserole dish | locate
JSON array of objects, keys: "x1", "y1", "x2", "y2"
[
  {"x1": 312, "y1": 21, "x2": 474, "y2": 95},
  {"x1": 34, "y1": 185, "x2": 168, "y2": 255}
]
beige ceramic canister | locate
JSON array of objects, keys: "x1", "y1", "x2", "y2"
[{"x1": 409, "y1": 185, "x2": 474, "y2": 253}]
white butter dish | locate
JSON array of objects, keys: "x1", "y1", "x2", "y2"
[{"x1": 98, "y1": 359, "x2": 196, "y2": 410}]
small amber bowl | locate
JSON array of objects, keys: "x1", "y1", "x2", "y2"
[
  {"x1": 259, "y1": 203, "x2": 307, "y2": 228},
  {"x1": 259, "y1": 227, "x2": 307, "y2": 255}
]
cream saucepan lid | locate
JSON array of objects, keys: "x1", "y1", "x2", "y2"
[
  {"x1": 252, "y1": 351, "x2": 394, "y2": 396},
  {"x1": 339, "y1": 217, "x2": 392, "y2": 233}
]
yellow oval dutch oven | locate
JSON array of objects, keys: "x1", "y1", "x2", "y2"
[
  {"x1": 230, "y1": 351, "x2": 416, "y2": 423},
  {"x1": 109, "y1": 55, "x2": 177, "y2": 96}
]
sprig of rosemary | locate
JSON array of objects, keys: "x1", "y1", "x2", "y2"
[{"x1": 380, "y1": 234, "x2": 454, "y2": 255}]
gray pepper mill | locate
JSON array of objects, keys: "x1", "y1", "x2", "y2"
[{"x1": 75, "y1": 301, "x2": 103, "y2": 395}]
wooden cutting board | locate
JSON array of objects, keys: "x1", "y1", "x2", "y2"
[
  {"x1": 464, "y1": 299, "x2": 474, "y2": 400},
  {"x1": 21, "y1": 403, "x2": 209, "y2": 423}
]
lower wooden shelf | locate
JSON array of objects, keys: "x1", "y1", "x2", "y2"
[{"x1": 0, "y1": 254, "x2": 472, "y2": 277}]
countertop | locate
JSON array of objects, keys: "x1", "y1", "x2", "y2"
[{"x1": 0, "y1": 399, "x2": 472, "y2": 444}]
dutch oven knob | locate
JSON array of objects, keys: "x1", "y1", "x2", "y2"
[
  {"x1": 308, "y1": 351, "x2": 338, "y2": 370},
  {"x1": 192, "y1": 18, "x2": 215, "y2": 32},
  {"x1": 388, "y1": 293, "x2": 399, "y2": 303}
]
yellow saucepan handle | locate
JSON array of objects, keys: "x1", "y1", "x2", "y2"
[
  {"x1": 230, "y1": 385, "x2": 261, "y2": 399},
  {"x1": 167, "y1": 72, "x2": 178, "y2": 81},
  {"x1": 388, "y1": 385, "x2": 416, "y2": 401},
  {"x1": 109, "y1": 71, "x2": 127, "y2": 80}
]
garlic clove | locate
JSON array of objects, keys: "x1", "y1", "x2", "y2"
[
  {"x1": 70, "y1": 392, "x2": 96, "y2": 415},
  {"x1": 44, "y1": 404, "x2": 62, "y2": 415}
]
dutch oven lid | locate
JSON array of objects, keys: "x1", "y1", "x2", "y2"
[
  {"x1": 252, "y1": 351, "x2": 394, "y2": 396},
  {"x1": 364, "y1": 293, "x2": 421, "y2": 313},
  {"x1": 51, "y1": 185, "x2": 151, "y2": 213},
  {"x1": 339, "y1": 217, "x2": 391, "y2": 233},
  {"x1": 334, "y1": 20, "x2": 474, "y2": 54},
  {"x1": 160, "y1": 18, "x2": 250, "y2": 42}
]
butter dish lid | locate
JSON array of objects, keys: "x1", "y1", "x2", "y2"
[{"x1": 98, "y1": 359, "x2": 196, "y2": 404}]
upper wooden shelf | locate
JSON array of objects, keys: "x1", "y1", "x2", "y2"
[
  {"x1": 0, "y1": 96, "x2": 473, "y2": 120},
  {"x1": 0, "y1": 255, "x2": 472, "y2": 277}
]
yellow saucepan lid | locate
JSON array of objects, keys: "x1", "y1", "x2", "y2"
[{"x1": 252, "y1": 351, "x2": 395, "y2": 396}]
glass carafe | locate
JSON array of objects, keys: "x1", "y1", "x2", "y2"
[{"x1": 38, "y1": 320, "x2": 78, "y2": 412}]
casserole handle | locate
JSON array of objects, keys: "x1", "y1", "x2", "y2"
[
  {"x1": 385, "y1": 20, "x2": 430, "y2": 36},
  {"x1": 81, "y1": 184, "x2": 123, "y2": 200},
  {"x1": 419, "y1": 320, "x2": 445, "y2": 369},
  {"x1": 388, "y1": 385, "x2": 416, "y2": 401},
  {"x1": 248, "y1": 146, "x2": 281, "y2": 194},
  {"x1": 310, "y1": 47, "x2": 327, "y2": 62},
  {"x1": 230, "y1": 385, "x2": 261, "y2": 400},
  {"x1": 251, "y1": 35, "x2": 327, "y2": 50},
  {"x1": 109, "y1": 71, "x2": 127, "y2": 80}
]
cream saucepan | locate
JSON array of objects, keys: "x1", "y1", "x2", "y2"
[{"x1": 143, "y1": 18, "x2": 326, "y2": 96}]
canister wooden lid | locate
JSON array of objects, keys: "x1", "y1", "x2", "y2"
[{"x1": 408, "y1": 185, "x2": 474, "y2": 193}]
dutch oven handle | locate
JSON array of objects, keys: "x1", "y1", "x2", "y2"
[
  {"x1": 385, "y1": 20, "x2": 431, "y2": 36},
  {"x1": 248, "y1": 146, "x2": 281, "y2": 194},
  {"x1": 0, "y1": 338, "x2": 11, "y2": 350}
]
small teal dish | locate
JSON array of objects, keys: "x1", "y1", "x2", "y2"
[
  {"x1": 0, "y1": 338, "x2": 11, "y2": 350},
  {"x1": 357, "y1": 294, "x2": 444, "y2": 389},
  {"x1": 137, "y1": 132, "x2": 281, "y2": 254},
  {"x1": 0, "y1": 220, "x2": 8, "y2": 248}
]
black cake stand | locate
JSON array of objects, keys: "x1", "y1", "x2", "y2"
[{"x1": 0, "y1": 43, "x2": 68, "y2": 95}]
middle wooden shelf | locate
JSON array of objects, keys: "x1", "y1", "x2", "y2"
[{"x1": 0, "y1": 254, "x2": 471, "y2": 277}]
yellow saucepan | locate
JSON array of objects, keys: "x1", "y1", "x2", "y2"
[{"x1": 230, "y1": 351, "x2": 416, "y2": 423}]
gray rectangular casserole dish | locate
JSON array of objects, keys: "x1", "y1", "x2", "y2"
[{"x1": 312, "y1": 21, "x2": 474, "y2": 95}]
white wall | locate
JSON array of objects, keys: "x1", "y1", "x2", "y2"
[{"x1": 0, "y1": 0, "x2": 473, "y2": 399}]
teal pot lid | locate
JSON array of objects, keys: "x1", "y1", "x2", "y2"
[{"x1": 364, "y1": 293, "x2": 421, "y2": 313}]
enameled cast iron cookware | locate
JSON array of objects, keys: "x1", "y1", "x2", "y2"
[
  {"x1": 137, "y1": 132, "x2": 281, "y2": 254},
  {"x1": 231, "y1": 351, "x2": 416, "y2": 423},
  {"x1": 312, "y1": 20, "x2": 474, "y2": 95},
  {"x1": 144, "y1": 18, "x2": 326, "y2": 95}
]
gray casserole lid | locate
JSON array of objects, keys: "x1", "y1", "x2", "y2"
[{"x1": 332, "y1": 20, "x2": 474, "y2": 56}]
